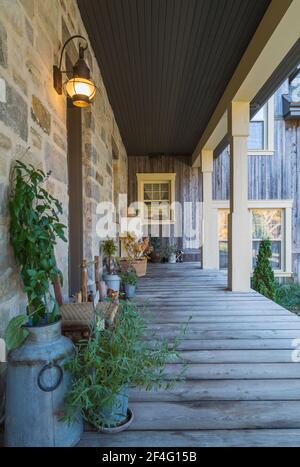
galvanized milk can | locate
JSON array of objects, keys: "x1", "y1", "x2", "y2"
[{"x1": 4, "y1": 320, "x2": 83, "y2": 447}]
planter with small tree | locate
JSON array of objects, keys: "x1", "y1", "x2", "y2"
[
  {"x1": 102, "y1": 238, "x2": 121, "y2": 292},
  {"x1": 4, "y1": 160, "x2": 82, "y2": 447},
  {"x1": 63, "y1": 300, "x2": 186, "y2": 432}
]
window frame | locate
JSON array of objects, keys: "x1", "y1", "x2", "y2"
[
  {"x1": 137, "y1": 173, "x2": 176, "y2": 224},
  {"x1": 213, "y1": 199, "x2": 293, "y2": 277},
  {"x1": 248, "y1": 96, "x2": 275, "y2": 156}
]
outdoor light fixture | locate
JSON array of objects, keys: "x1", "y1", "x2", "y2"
[{"x1": 53, "y1": 35, "x2": 96, "y2": 107}]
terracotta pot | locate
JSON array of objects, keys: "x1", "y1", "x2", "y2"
[{"x1": 119, "y1": 258, "x2": 147, "y2": 277}]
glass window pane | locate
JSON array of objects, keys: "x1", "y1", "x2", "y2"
[
  {"x1": 252, "y1": 240, "x2": 281, "y2": 270},
  {"x1": 161, "y1": 183, "x2": 169, "y2": 192},
  {"x1": 218, "y1": 209, "x2": 229, "y2": 241},
  {"x1": 248, "y1": 121, "x2": 264, "y2": 150},
  {"x1": 252, "y1": 209, "x2": 282, "y2": 240},
  {"x1": 161, "y1": 191, "x2": 169, "y2": 200},
  {"x1": 144, "y1": 184, "x2": 152, "y2": 191},
  {"x1": 152, "y1": 191, "x2": 160, "y2": 200},
  {"x1": 219, "y1": 241, "x2": 228, "y2": 269},
  {"x1": 144, "y1": 191, "x2": 152, "y2": 200},
  {"x1": 153, "y1": 184, "x2": 160, "y2": 191}
]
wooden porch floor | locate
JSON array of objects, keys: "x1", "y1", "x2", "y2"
[{"x1": 80, "y1": 263, "x2": 300, "y2": 447}]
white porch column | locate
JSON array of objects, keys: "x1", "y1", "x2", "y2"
[
  {"x1": 201, "y1": 150, "x2": 219, "y2": 269},
  {"x1": 228, "y1": 102, "x2": 251, "y2": 291}
]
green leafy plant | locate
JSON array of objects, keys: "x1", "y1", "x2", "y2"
[
  {"x1": 120, "y1": 270, "x2": 138, "y2": 286},
  {"x1": 63, "y1": 300, "x2": 187, "y2": 429},
  {"x1": 160, "y1": 244, "x2": 178, "y2": 261},
  {"x1": 5, "y1": 160, "x2": 66, "y2": 349},
  {"x1": 252, "y1": 239, "x2": 277, "y2": 301},
  {"x1": 102, "y1": 238, "x2": 118, "y2": 274},
  {"x1": 275, "y1": 282, "x2": 300, "y2": 314}
]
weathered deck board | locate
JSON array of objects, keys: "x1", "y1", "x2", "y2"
[{"x1": 82, "y1": 263, "x2": 300, "y2": 447}]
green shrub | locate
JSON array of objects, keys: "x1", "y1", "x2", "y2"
[
  {"x1": 252, "y1": 239, "x2": 277, "y2": 301},
  {"x1": 275, "y1": 283, "x2": 300, "y2": 314}
]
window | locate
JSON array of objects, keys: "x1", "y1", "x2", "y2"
[
  {"x1": 137, "y1": 173, "x2": 176, "y2": 223},
  {"x1": 248, "y1": 97, "x2": 274, "y2": 155},
  {"x1": 216, "y1": 201, "x2": 292, "y2": 276},
  {"x1": 252, "y1": 209, "x2": 282, "y2": 270},
  {"x1": 218, "y1": 209, "x2": 229, "y2": 269}
]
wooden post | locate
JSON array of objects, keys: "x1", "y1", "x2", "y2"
[
  {"x1": 201, "y1": 149, "x2": 219, "y2": 269},
  {"x1": 228, "y1": 101, "x2": 251, "y2": 292},
  {"x1": 94, "y1": 255, "x2": 100, "y2": 291},
  {"x1": 81, "y1": 259, "x2": 88, "y2": 302}
]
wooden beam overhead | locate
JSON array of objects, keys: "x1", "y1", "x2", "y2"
[{"x1": 192, "y1": 0, "x2": 300, "y2": 167}]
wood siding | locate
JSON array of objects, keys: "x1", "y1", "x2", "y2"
[
  {"x1": 213, "y1": 81, "x2": 300, "y2": 281},
  {"x1": 128, "y1": 155, "x2": 202, "y2": 255}
]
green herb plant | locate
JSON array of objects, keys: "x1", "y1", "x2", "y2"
[
  {"x1": 5, "y1": 160, "x2": 66, "y2": 349},
  {"x1": 63, "y1": 300, "x2": 188, "y2": 429}
]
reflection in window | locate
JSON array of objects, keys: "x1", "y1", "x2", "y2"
[
  {"x1": 217, "y1": 208, "x2": 283, "y2": 271},
  {"x1": 143, "y1": 182, "x2": 171, "y2": 220},
  {"x1": 218, "y1": 209, "x2": 229, "y2": 269},
  {"x1": 252, "y1": 209, "x2": 282, "y2": 270},
  {"x1": 248, "y1": 105, "x2": 266, "y2": 151}
]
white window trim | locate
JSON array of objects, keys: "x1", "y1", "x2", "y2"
[
  {"x1": 248, "y1": 96, "x2": 275, "y2": 156},
  {"x1": 136, "y1": 173, "x2": 176, "y2": 225},
  {"x1": 213, "y1": 199, "x2": 293, "y2": 277}
]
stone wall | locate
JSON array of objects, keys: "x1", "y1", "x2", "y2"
[{"x1": 0, "y1": 0, "x2": 128, "y2": 336}]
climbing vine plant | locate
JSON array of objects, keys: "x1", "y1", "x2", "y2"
[{"x1": 5, "y1": 160, "x2": 67, "y2": 349}]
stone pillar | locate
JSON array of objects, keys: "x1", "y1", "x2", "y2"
[
  {"x1": 228, "y1": 102, "x2": 251, "y2": 292},
  {"x1": 201, "y1": 149, "x2": 219, "y2": 269}
]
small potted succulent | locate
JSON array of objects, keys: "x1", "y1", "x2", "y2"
[
  {"x1": 102, "y1": 238, "x2": 121, "y2": 292},
  {"x1": 63, "y1": 301, "x2": 186, "y2": 432},
  {"x1": 120, "y1": 270, "x2": 138, "y2": 299}
]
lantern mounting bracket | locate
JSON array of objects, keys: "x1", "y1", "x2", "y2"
[{"x1": 53, "y1": 35, "x2": 88, "y2": 95}]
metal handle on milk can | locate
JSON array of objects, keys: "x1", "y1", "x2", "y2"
[{"x1": 37, "y1": 361, "x2": 63, "y2": 392}]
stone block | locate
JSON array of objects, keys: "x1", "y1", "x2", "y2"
[
  {"x1": 0, "y1": 20, "x2": 7, "y2": 68},
  {"x1": 85, "y1": 143, "x2": 98, "y2": 165},
  {"x1": 96, "y1": 171, "x2": 104, "y2": 186},
  {"x1": 0, "y1": 0, "x2": 23, "y2": 36},
  {"x1": 45, "y1": 142, "x2": 67, "y2": 184},
  {"x1": 53, "y1": 132, "x2": 66, "y2": 152},
  {"x1": 0, "y1": 81, "x2": 28, "y2": 141},
  {"x1": 31, "y1": 95, "x2": 51, "y2": 135},
  {"x1": 0, "y1": 182, "x2": 8, "y2": 216},
  {"x1": 0, "y1": 132, "x2": 11, "y2": 150},
  {"x1": 106, "y1": 163, "x2": 112, "y2": 176},
  {"x1": 85, "y1": 179, "x2": 100, "y2": 201},
  {"x1": 30, "y1": 127, "x2": 42, "y2": 150}
]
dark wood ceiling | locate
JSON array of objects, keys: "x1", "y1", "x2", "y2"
[{"x1": 78, "y1": 0, "x2": 271, "y2": 156}]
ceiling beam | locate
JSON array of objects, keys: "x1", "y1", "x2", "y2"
[{"x1": 192, "y1": 0, "x2": 300, "y2": 167}]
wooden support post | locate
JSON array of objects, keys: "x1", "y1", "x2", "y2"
[
  {"x1": 81, "y1": 259, "x2": 88, "y2": 302},
  {"x1": 94, "y1": 255, "x2": 100, "y2": 291},
  {"x1": 228, "y1": 101, "x2": 251, "y2": 292},
  {"x1": 201, "y1": 149, "x2": 219, "y2": 269}
]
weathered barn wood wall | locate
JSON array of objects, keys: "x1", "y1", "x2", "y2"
[
  {"x1": 213, "y1": 81, "x2": 300, "y2": 281},
  {"x1": 127, "y1": 155, "x2": 202, "y2": 256}
]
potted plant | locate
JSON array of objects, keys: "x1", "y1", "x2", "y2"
[
  {"x1": 160, "y1": 244, "x2": 178, "y2": 264},
  {"x1": 102, "y1": 238, "x2": 121, "y2": 292},
  {"x1": 120, "y1": 232, "x2": 149, "y2": 276},
  {"x1": 63, "y1": 300, "x2": 185, "y2": 432},
  {"x1": 120, "y1": 269, "x2": 138, "y2": 299},
  {"x1": 4, "y1": 160, "x2": 82, "y2": 447},
  {"x1": 149, "y1": 236, "x2": 161, "y2": 263}
]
